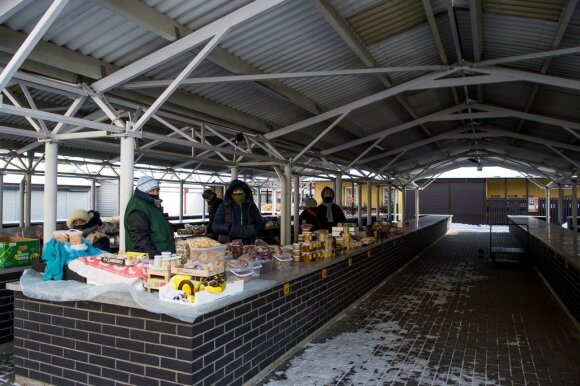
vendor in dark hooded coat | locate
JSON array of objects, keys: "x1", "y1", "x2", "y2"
[
  {"x1": 315, "y1": 187, "x2": 346, "y2": 231},
  {"x1": 212, "y1": 179, "x2": 264, "y2": 245}
]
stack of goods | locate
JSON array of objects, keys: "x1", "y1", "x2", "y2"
[
  {"x1": 175, "y1": 239, "x2": 190, "y2": 262},
  {"x1": 294, "y1": 228, "x2": 339, "y2": 263},
  {"x1": 175, "y1": 237, "x2": 226, "y2": 276},
  {"x1": 176, "y1": 225, "x2": 206, "y2": 236}
]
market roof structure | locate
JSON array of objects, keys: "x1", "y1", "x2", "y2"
[{"x1": 0, "y1": 0, "x2": 580, "y2": 186}]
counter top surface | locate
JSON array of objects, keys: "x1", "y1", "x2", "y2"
[
  {"x1": 508, "y1": 215, "x2": 580, "y2": 266},
  {"x1": 8, "y1": 215, "x2": 450, "y2": 322}
]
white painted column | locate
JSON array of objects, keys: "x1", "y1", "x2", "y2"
[
  {"x1": 230, "y1": 166, "x2": 238, "y2": 181},
  {"x1": 25, "y1": 172, "x2": 32, "y2": 227},
  {"x1": 119, "y1": 136, "x2": 135, "y2": 251},
  {"x1": 293, "y1": 174, "x2": 300, "y2": 243},
  {"x1": 415, "y1": 187, "x2": 420, "y2": 227},
  {"x1": 19, "y1": 177, "x2": 25, "y2": 229},
  {"x1": 572, "y1": 180, "x2": 577, "y2": 232},
  {"x1": 0, "y1": 173, "x2": 3, "y2": 229},
  {"x1": 257, "y1": 186, "x2": 262, "y2": 213},
  {"x1": 274, "y1": 167, "x2": 287, "y2": 245},
  {"x1": 401, "y1": 187, "x2": 407, "y2": 222},
  {"x1": 43, "y1": 142, "x2": 58, "y2": 242},
  {"x1": 179, "y1": 180, "x2": 184, "y2": 223},
  {"x1": 387, "y1": 185, "x2": 392, "y2": 221},
  {"x1": 557, "y1": 185, "x2": 563, "y2": 225},
  {"x1": 367, "y1": 179, "x2": 372, "y2": 226},
  {"x1": 285, "y1": 165, "x2": 292, "y2": 243},
  {"x1": 271, "y1": 189, "x2": 277, "y2": 214},
  {"x1": 335, "y1": 174, "x2": 342, "y2": 208},
  {"x1": 357, "y1": 182, "x2": 362, "y2": 226},
  {"x1": 545, "y1": 187, "x2": 551, "y2": 224},
  {"x1": 90, "y1": 179, "x2": 97, "y2": 210},
  {"x1": 376, "y1": 184, "x2": 381, "y2": 222},
  {"x1": 201, "y1": 185, "x2": 206, "y2": 221}
]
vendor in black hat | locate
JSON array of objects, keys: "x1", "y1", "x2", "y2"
[
  {"x1": 202, "y1": 189, "x2": 223, "y2": 238},
  {"x1": 315, "y1": 187, "x2": 346, "y2": 231}
]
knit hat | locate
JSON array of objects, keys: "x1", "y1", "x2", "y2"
[
  {"x1": 304, "y1": 197, "x2": 317, "y2": 208},
  {"x1": 136, "y1": 176, "x2": 159, "y2": 193},
  {"x1": 67, "y1": 209, "x2": 91, "y2": 228},
  {"x1": 202, "y1": 189, "x2": 215, "y2": 200}
]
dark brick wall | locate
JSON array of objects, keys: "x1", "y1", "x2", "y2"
[
  {"x1": 528, "y1": 235, "x2": 580, "y2": 322},
  {"x1": 0, "y1": 271, "x2": 25, "y2": 344},
  {"x1": 14, "y1": 219, "x2": 448, "y2": 386}
]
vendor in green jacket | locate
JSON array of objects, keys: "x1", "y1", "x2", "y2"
[{"x1": 124, "y1": 176, "x2": 175, "y2": 258}]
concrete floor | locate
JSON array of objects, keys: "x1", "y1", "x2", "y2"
[{"x1": 257, "y1": 224, "x2": 580, "y2": 386}]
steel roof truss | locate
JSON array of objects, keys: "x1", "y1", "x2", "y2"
[
  {"x1": 91, "y1": 0, "x2": 286, "y2": 93},
  {"x1": 0, "y1": 0, "x2": 68, "y2": 91}
]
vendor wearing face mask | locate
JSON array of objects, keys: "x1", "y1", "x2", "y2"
[
  {"x1": 124, "y1": 176, "x2": 175, "y2": 258},
  {"x1": 315, "y1": 186, "x2": 347, "y2": 231},
  {"x1": 212, "y1": 179, "x2": 264, "y2": 245}
]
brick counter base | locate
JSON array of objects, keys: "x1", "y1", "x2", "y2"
[{"x1": 14, "y1": 219, "x2": 449, "y2": 386}]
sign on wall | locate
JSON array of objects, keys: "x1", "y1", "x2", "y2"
[{"x1": 528, "y1": 196, "x2": 539, "y2": 212}]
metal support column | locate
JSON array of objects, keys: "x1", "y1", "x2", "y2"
[
  {"x1": 19, "y1": 177, "x2": 24, "y2": 229},
  {"x1": 367, "y1": 179, "x2": 372, "y2": 226},
  {"x1": 90, "y1": 179, "x2": 97, "y2": 210},
  {"x1": 0, "y1": 173, "x2": 3, "y2": 229},
  {"x1": 387, "y1": 185, "x2": 392, "y2": 221},
  {"x1": 557, "y1": 185, "x2": 564, "y2": 225},
  {"x1": 25, "y1": 172, "x2": 32, "y2": 227},
  {"x1": 357, "y1": 182, "x2": 362, "y2": 226},
  {"x1": 402, "y1": 187, "x2": 407, "y2": 222},
  {"x1": 274, "y1": 167, "x2": 287, "y2": 245},
  {"x1": 415, "y1": 187, "x2": 420, "y2": 227},
  {"x1": 43, "y1": 142, "x2": 58, "y2": 241},
  {"x1": 119, "y1": 135, "x2": 135, "y2": 251},
  {"x1": 230, "y1": 166, "x2": 238, "y2": 181},
  {"x1": 545, "y1": 187, "x2": 551, "y2": 224},
  {"x1": 257, "y1": 186, "x2": 262, "y2": 213},
  {"x1": 285, "y1": 165, "x2": 292, "y2": 243},
  {"x1": 272, "y1": 189, "x2": 277, "y2": 214},
  {"x1": 335, "y1": 174, "x2": 342, "y2": 208},
  {"x1": 293, "y1": 174, "x2": 300, "y2": 242},
  {"x1": 572, "y1": 180, "x2": 577, "y2": 232},
  {"x1": 376, "y1": 184, "x2": 381, "y2": 222},
  {"x1": 179, "y1": 180, "x2": 184, "y2": 223}
]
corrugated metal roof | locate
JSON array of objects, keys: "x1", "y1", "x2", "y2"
[
  {"x1": 369, "y1": 23, "x2": 443, "y2": 84},
  {"x1": 484, "y1": 0, "x2": 565, "y2": 22},
  {"x1": 0, "y1": 0, "x2": 579, "y2": 181},
  {"x1": 347, "y1": 0, "x2": 426, "y2": 45}
]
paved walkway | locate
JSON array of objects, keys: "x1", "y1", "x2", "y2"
[{"x1": 257, "y1": 224, "x2": 580, "y2": 386}]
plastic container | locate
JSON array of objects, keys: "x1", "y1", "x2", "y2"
[
  {"x1": 260, "y1": 259, "x2": 272, "y2": 274},
  {"x1": 273, "y1": 254, "x2": 292, "y2": 270},
  {"x1": 251, "y1": 261, "x2": 262, "y2": 277},
  {"x1": 226, "y1": 267, "x2": 253, "y2": 283}
]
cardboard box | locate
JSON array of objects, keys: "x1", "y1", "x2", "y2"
[{"x1": 0, "y1": 237, "x2": 39, "y2": 268}]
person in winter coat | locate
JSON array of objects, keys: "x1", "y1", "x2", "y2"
[
  {"x1": 67, "y1": 209, "x2": 111, "y2": 252},
  {"x1": 298, "y1": 197, "x2": 321, "y2": 231},
  {"x1": 212, "y1": 179, "x2": 264, "y2": 245},
  {"x1": 315, "y1": 187, "x2": 347, "y2": 231},
  {"x1": 202, "y1": 189, "x2": 223, "y2": 237},
  {"x1": 124, "y1": 176, "x2": 175, "y2": 258}
]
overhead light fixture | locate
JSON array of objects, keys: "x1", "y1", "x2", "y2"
[{"x1": 477, "y1": 165, "x2": 483, "y2": 171}]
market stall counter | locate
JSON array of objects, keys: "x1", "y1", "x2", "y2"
[{"x1": 9, "y1": 215, "x2": 451, "y2": 386}]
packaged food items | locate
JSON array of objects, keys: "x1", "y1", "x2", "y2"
[
  {"x1": 53, "y1": 230, "x2": 69, "y2": 242},
  {"x1": 231, "y1": 239, "x2": 243, "y2": 258},
  {"x1": 68, "y1": 230, "x2": 83, "y2": 245},
  {"x1": 273, "y1": 254, "x2": 291, "y2": 270}
]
